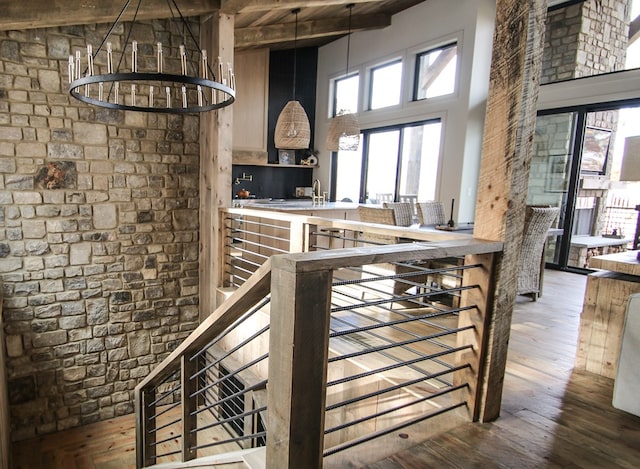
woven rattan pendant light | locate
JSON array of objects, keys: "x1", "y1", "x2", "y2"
[
  {"x1": 274, "y1": 9, "x2": 311, "y2": 149},
  {"x1": 326, "y1": 4, "x2": 360, "y2": 152}
]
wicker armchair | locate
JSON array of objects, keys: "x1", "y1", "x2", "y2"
[
  {"x1": 517, "y1": 206, "x2": 560, "y2": 300},
  {"x1": 417, "y1": 201, "x2": 446, "y2": 226},
  {"x1": 357, "y1": 206, "x2": 398, "y2": 245},
  {"x1": 383, "y1": 202, "x2": 414, "y2": 226},
  {"x1": 399, "y1": 194, "x2": 418, "y2": 219}
]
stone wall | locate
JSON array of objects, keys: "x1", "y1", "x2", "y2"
[
  {"x1": 0, "y1": 20, "x2": 200, "y2": 440},
  {"x1": 542, "y1": 2, "x2": 583, "y2": 83},
  {"x1": 576, "y1": 0, "x2": 629, "y2": 77},
  {"x1": 542, "y1": 0, "x2": 629, "y2": 84}
]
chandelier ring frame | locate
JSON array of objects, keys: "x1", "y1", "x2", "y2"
[{"x1": 69, "y1": 72, "x2": 235, "y2": 114}]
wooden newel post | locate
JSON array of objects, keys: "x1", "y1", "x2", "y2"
[
  {"x1": 266, "y1": 254, "x2": 333, "y2": 468},
  {"x1": 135, "y1": 387, "x2": 157, "y2": 468},
  {"x1": 455, "y1": 252, "x2": 499, "y2": 421},
  {"x1": 181, "y1": 356, "x2": 198, "y2": 461}
]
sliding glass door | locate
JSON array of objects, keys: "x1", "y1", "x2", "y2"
[
  {"x1": 332, "y1": 119, "x2": 443, "y2": 204},
  {"x1": 528, "y1": 112, "x2": 576, "y2": 268},
  {"x1": 529, "y1": 103, "x2": 640, "y2": 270}
]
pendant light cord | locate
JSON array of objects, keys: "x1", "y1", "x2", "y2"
[
  {"x1": 292, "y1": 8, "x2": 300, "y2": 101},
  {"x1": 346, "y1": 4, "x2": 353, "y2": 76}
]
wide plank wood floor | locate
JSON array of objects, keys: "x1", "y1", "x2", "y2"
[
  {"x1": 372, "y1": 269, "x2": 640, "y2": 468},
  {"x1": 12, "y1": 269, "x2": 640, "y2": 468}
]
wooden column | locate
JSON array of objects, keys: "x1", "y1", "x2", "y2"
[
  {"x1": 199, "y1": 12, "x2": 234, "y2": 319},
  {"x1": 266, "y1": 255, "x2": 332, "y2": 469},
  {"x1": 472, "y1": 0, "x2": 547, "y2": 422}
]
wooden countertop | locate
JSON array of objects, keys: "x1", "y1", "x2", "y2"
[{"x1": 589, "y1": 250, "x2": 640, "y2": 276}]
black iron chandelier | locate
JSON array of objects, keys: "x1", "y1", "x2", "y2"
[{"x1": 68, "y1": 0, "x2": 235, "y2": 113}]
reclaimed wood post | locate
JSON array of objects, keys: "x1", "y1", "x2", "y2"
[
  {"x1": 266, "y1": 254, "x2": 333, "y2": 468},
  {"x1": 135, "y1": 387, "x2": 156, "y2": 468},
  {"x1": 200, "y1": 11, "x2": 234, "y2": 319},
  {"x1": 289, "y1": 220, "x2": 306, "y2": 253},
  {"x1": 472, "y1": 0, "x2": 547, "y2": 422},
  {"x1": 182, "y1": 355, "x2": 198, "y2": 461},
  {"x1": 456, "y1": 252, "x2": 498, "y2": 420}
]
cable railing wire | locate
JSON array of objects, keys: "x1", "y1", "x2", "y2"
[
  {"x1": 325, "y1": 383, "x2": 468, "y2": 436},
  {"x1": 138, "y1": 209, "x2": 496, "y2": 466}
]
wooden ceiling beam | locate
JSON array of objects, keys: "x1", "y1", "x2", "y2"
[
  {"x1": 629, "y1": 14, "x2": 640, "y2": 43},
  {"x1": 0, "y1": 0, "x2": 218, "y2": 31},
  {"x1": 221, "y1": 0, "x2": 385, "y2": 14},
  {"x1": 235, "y1": 13, "x2": 390, "y2": 48}
]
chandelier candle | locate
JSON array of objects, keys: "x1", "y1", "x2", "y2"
[{"x1": 67, "y1": 0, "x2": 235, "y2": 113}]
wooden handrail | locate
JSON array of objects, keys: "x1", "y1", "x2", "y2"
[
  {"x1": 141, "y1": 237, "x2": 503, "y2": 391},
  {"x1": 137, "y1": 258, "x2": 272, "y2": 390},
  {"x1": 271, "y1": 239, "x2": 503, "y2": 273},
  {"x1": 222, "y1": 207, "x2": 480, "y2": 243},
  {"x1": 137, "y1": 208, "x2": 505, "y2": 468}
]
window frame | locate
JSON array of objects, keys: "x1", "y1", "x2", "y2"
[
  {"x1": 366, "y1": 58, "x2": 404, "y2": 111},
  {"x1": 412, "y1": 41, "x2": 459, "y2": 102},
  {"x1": 330, "y1": 118, "x2": 444, "y2": 204},
  {"x1": 329, "y1": 72, "x2": 360, "y2": 118}
]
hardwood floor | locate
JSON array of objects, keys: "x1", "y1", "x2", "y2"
[
  {"x1": 12, "y1": 269, "x2": 640, "y2": 468},
  {"x1": 372, "y1": 269, "x2": 640, "y2": 468}
]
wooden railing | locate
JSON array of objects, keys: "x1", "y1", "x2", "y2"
[
  {"x1": 135, "y1": 208, "x2": 502, "y2": 468},
  {"x1": 220, "y1": 207, "x2": 473, "y2": 288}
]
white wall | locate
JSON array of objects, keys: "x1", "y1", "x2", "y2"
[{"x1": 314, "y1": 0, "x2": 496, "y2": 223}]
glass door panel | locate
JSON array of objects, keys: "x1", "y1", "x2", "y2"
[
  {"x1": 567, "y1": 109, "x2": 637, "y2": 269},
  {"x1": 400, "y1": 121, "x2": 442, "y2": 201},
  {"x1": 364, "y1": 130, "x2": 400, "y2": 203},
  {"x1": 528, "y1": 112, "x2": 576, "y2": 266},
  {"x1": 529, "y1": 105, "x2": 640, "y2": 271},
  {"x1": 334, "y1": 144, "x2": 363, "y2": 203},
  {"x1": 332, "y1": 119, "x2": 444, "y2": 206}
]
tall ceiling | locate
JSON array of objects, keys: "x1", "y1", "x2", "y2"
[{"x1": 0, "y1": 0, "x2": 428, "y2": 50}]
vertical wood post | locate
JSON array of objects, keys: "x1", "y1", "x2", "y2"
[
  {"x1": 455, "y1": 252, "x2": 498, "y2": 420},
  {"x1": 289, "y1": 220, "x2": 305, "y2": 253},
  {"x1": 135, "y1": 387, "x2": 156, "y2": 468},
  {"x1": 266, "y1": 255, "x2": 332, "y2": 469},
  {"x1": 182, "y1": 356, "x2": 198, "y2": 461},
  {"x1": 473, "y1": 0, "x2": 547, "y2": 422},
  {"x1": 199, "y1": 11, "x2": 234, "y2": 319}
]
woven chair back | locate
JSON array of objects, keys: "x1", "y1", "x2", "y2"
[
  {"x1": 417, "y1": 201, "x2": 446, "y2": 225},
  {"x1": 383, "y1": 202, "x2": 414, "y2": 227},
  {"x1": 357, "y1": 206, "x2": 397, "y2": 245}
]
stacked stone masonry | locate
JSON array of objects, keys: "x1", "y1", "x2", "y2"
[
  {"x1": 542, "y1": 0, "x2": 629, "y2": 84},
  {"x1": 0, "y1": 20, "x2": 200, "y2": 440}
]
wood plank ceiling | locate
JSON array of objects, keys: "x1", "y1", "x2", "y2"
[{"x1": 0, "y1": 0, "x2": 428, "y2": 50}]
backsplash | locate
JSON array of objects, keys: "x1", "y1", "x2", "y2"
[{"x1": 231, "y1": 165, "x2": 313, "y2": 200}]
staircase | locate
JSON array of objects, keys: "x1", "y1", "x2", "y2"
[{"x1": 135, "y1": 209, "x2": 503, "y2": 468}]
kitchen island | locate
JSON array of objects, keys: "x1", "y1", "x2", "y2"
[
  {"x1": 575, "y1": 250, "x2": 640, "y2": 378},
  {"x1": 234, "y1": 199, "x2": 361, "y2": 220}
]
